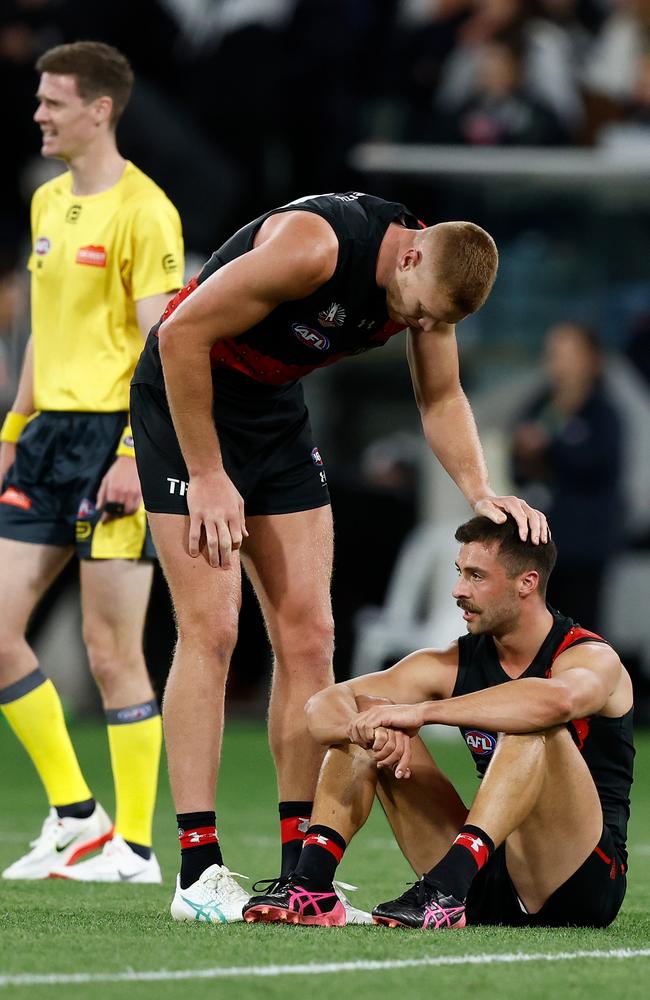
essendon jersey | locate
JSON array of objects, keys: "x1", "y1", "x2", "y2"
[
  {"x1": 133, "y1": 192, "x2": 422, "y2": 389},
  {"x1": 453, "y1": 609, "x2": 634, "y2": 862}
]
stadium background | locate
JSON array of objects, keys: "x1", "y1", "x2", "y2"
[{"x1": 1, "y1": 1, "x2": 649, "y2": 720}]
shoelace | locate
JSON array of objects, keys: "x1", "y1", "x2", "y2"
[
  {"x1": 205, "y1": 868, "x2": 250, "y2": 898},
  {"x1": 251, "y1": 876, "x2": 287, "y2": 894},
  {"x1": 30, "y1": 811, "x2": 63, "y2": 850}
]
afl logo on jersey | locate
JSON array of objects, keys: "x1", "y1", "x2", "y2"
[
  {"x1": 35, "y1": 237, "x2": 51, "y2": 256},
  {"x1": 465, "y1": 730, "x2": 496, "y2": 755},
  {"x1": 292, "y1": 324, "x2": 330, "y2": 351}
]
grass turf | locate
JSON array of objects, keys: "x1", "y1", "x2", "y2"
[{"x1": 0, "y1": 718, "x2": 649, "y2": 999}]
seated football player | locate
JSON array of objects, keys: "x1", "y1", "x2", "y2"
[{"x1": 242, "y1": 515, "x2": 633, "y2": 929}]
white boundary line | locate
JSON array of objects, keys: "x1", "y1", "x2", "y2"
[{"x1": 2, "y1": 949, "x2": 650, "y2": 987}]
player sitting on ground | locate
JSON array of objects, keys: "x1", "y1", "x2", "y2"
[{"x1": 243, "y1": 515, "x2": 634, "y2": 928}]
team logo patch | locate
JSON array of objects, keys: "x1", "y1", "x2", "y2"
[
  {"x1": 292, "y1": 323, "x2": 330, "y2": 351},
  {"x1": 75, "y1": 522, "x2": 91, "y2": 540},
  {"x1": 76, "y1": 245, "x2": 107, "y2": 267},
  {"x1": 35, "y1": 237, "x2": 51, "y2": 256},
  {"x1": 77, "y1": 498, "x2": 95, "y2": 518},
  {"x1": 318, "y1": 302, "x2": 346, "y2": 328},
  {"x1": 162, "y1": 253, "x2": 177, "y2": 273},
  {"x1": 464, "y1": 730, "x2": 496, "y2": 755},
  {"x1": 0, "y1": 487, "x2": 32, "y2": 511},
  {"x1": 65, "y1": 204, "x2": 82, "y2": 223},
  {"x1": 311, "y1": 446, "x2": 324, "y2": 466}
]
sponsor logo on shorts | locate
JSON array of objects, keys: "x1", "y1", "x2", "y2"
[
  {"x1": 76, "y1": 245, "x2": 107, "y2": 267},
  {"x1": 65, "y1": 204, "x2": 82, "y2": 223},
  {"x1": 121, "y1": 434, "x2": 134, "y2": 449},
  {"x1": 319, "y1": 470, "x2": 327, "y2": 487},
  {"x1": 162, "y1": 253, "x2": 178, "y2": 274},
  {"x1": 334, "y1": 192, "x2": 363, "y2": 202},
  {"x1": 75, "y1": 521, "x2": 92, "y2": 540},
  {"x1": 318, "y1": 302, "x2": 346, "y2": 328},
  {"x1": 292, "y1": 324, "x2": 330, "y2": 351},
  {"x1": 116, "y1": 704, "x2": 154, "y2": 723},
  {"x1": 77, "y1": 498, "x2": 95, "y2": 518},
  {"x1": 167, "y1": 477, "x2": 189, "y2": 496},
  {"x1": 35, "y1": 237, "x2": 51, "y2": 256},
  {"x1": 311, "y1": 446, "x2": 324, "y2": 466},
  {"x1": 464, "y1": 729, "x2": 496, "y2": 755},
  {"x1": 0, "y1": 487, "x2": 32, "y2": 510}
]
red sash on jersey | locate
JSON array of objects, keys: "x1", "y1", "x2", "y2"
[{"x1": 546, "y1": 626, "x2": 607, "y2": 750}]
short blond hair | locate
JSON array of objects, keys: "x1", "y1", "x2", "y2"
[{"x1": 426, "y1": 222, "x2": 499, "y2": 315}]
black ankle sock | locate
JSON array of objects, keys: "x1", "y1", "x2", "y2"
[
  {"x1": 125, "y1": 840, "x2": 152, "y2": 861},
  {"x1": 424, "y1": 824, "x2": 495, "y2": 902},
  {"x1": 279, "y1": 800, "x2": 312, "y2": 877},
  {"x1": 294, "y1": 824, "x2": 346, "y2": 890},
  {"x1": 56, "y1": 798, "x2": 96, "y2": 820},
  {"x1": 177, "y1": 811, "x2": 223, "y2": 889}
]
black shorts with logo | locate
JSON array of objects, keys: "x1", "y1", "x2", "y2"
[
  {"x1": 0, "y1": 411, "x2": 154, "y2": 559},
  {"x1": 130, "y1": 368, "x2": 331, "y2": 516},
  {"x1": 465, "y1": 824, "x2": 626, "y2": 928}
]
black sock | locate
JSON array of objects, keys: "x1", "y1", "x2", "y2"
[
  {"x1": 177, "y1": 811, "x2": 223, "y2": 889},
  {"x1": 56, "y1": 798, "x2": 96, "y2": 820},
  {"x1": 424, "y1": 824, "x2": 495, "y2": 902},
  {"x1": 294, "y1": 824, "x2": 346, "y2": 890},
  {"x1": 279, "y1": 800, "x2": 312, "y2": 877},
  {"x1": 125, "y1": 840, "x2": 152, "y2": 861}
]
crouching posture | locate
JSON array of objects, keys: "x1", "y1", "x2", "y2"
[{"x1": 243, "y1": 515, "x2": 634, "y2": 928}]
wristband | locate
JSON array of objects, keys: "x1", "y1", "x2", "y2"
[
  {"x1": 0, "y1": 411, "x2": 29, "y2": 444},
  {"x1": 115, "y1": 424, "x2": 136, "y2": 458}
]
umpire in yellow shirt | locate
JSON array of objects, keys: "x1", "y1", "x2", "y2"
[{"x1": 0, "y1": 42, "x2": 184, "y2": 883}]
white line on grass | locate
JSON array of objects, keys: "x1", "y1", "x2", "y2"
[{"x1": 2, "y1": 949, "x2": 650, "y2": 987}]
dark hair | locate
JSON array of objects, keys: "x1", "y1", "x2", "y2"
[
  {"x1": 454, "y1": 514, "x2": 557, "y2": 595},
  {"x1": 36, "y1": 42, "x2": 133, "y2": 128}
]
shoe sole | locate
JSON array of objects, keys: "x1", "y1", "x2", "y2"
[
  {"x1": 244, "y1": 904, "x2": 346, "y2": 926},
  {"x1": 373, "y1": 914, "x2": 466, "y2": 930}
]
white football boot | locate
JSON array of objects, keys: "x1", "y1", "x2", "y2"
[
  {"x1": 2, "y1": 804, "x2": 113, "y2": 880},
  {"x1": 334, "y1": 880, "x2": 373, "y2": 924},
  {"x1": 170, "y1": 864, "x2": 251, "y2": 923},
  {"x1": 50, "y1": 834, "x2": 162, "y2": 883}
]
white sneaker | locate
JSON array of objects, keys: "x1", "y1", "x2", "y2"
[
  {"x1": 50, "y1": 834, "x2": 162, "y2": 884},
  {"x1": 170, "y1": 864, "x2": 251, "y2": 923},
  {"x1": 334, "y1": 880, "x2": 373, "y2": 925},
  {"x1": 2, "y1": 804, "x2": 113, "y2": 880}
]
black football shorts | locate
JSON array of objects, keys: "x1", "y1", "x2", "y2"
[{"x1": 130, "y1": 368, "x2": 331, "y2": 516}]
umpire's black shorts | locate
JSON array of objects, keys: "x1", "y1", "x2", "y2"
[
  {"x1": 465, "y1": 824, "x2": 626, "y2": 928},
  {"x1": 0, "y1": 411, "x2": 154, "y2": 559},
  {"x1": 130, "y1": 369, "x2": 331, "y2": 516}
]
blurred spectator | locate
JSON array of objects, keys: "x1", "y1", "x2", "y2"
[
  {"x1": 438, "y1": 32, "x2": 568, "y2": 144},
  {"x1": 511, "y1": 321, "x2": 624, "y2": 632},
  {"x1": 434, "y1": 0, "x2": 585, "y2": 133}
]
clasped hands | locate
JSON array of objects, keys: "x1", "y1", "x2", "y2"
[{"x1": 347, "y1": 703, "x2": 426, "y2": 780}]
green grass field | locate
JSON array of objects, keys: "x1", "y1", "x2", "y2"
[{"x1": 1, "y1": 717, "x2": 649, "y2": 999}]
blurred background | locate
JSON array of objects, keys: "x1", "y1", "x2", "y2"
[{"x1": 1, "y1": 0, "x2": 649, "y2": 719}]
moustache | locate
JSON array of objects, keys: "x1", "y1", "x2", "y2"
[{"x1": 456, "y1": 600, "x2": 481, "y2": 614}]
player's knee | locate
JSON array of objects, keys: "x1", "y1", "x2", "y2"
[
  {"x1": 280, "y1": 612, "x2": 334, "y2": 665},
  {"x1": 175, "y1": 615, "x2": 239, "y2": 668}
]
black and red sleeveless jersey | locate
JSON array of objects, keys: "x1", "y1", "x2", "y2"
[
  {"x1": 133, "y1": 192, "x2": 422, "y2": 389},
  {"x1": 452, "y1": 608, "x2": 634, "y2": 862}
]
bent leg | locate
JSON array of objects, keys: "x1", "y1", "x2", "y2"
[
  {"x1": 149, "y1": 512, "x2": 241, "y2": 812},
  {"x1": 242, "y1": 506, "x2": 335, "y2": 801},
  {"x1": 466, "y1": 727, "x2": 603, "y2": 913}
]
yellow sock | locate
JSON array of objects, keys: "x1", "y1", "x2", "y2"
[
  {"x1": 106, "y1": 701, "x2": 162, "y2": 848},
  {"x1": 0, "y1": 668, "x2": 92, "y2": 806}
]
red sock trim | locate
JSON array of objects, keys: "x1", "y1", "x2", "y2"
[
  {"x1": 179, "y1": 826, "x2": 218, "y2": 850},
  {"x1": 302, "y1": 832, "x2": 344, "y2": 863},
  {"x1": 454, "y1": 831, "x2": 491, "y2": 870},
  {"x1": 281, "y1": 815, "x2": 311, "y2": 844}
]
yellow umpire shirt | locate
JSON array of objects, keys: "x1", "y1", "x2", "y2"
[{"x1": 28, "y1": 160, "x2": 184, "y2": 412}]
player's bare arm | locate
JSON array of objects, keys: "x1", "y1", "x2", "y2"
[
  {"x1": 308, "y1": 643, "x2": 459, "y2": 776},
  {"x1": 352, "y1": 641, "x2": 627, "y2": 743},
  {"x1": 0, "y1": 336, "x2": 35, "y2": 481},
  {"x1": 407, "y1": 327, "x2": 548, "y2": 544},
  {"x1": 97, "y1": 294, "x2": 176, "y2": 522},
  {"x1": 157, "y1": 214, "x2": 338, "y2": 569}
]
